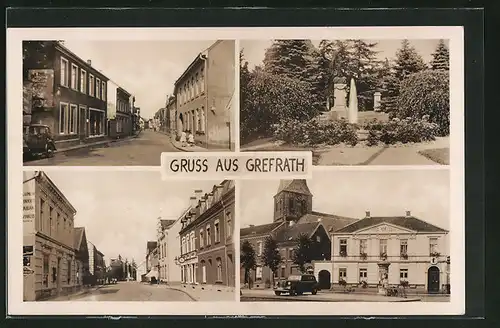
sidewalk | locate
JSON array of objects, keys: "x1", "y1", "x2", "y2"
[
  {"x1": 166, "y1": 283, "x2": 236, "y2": 302},
  {"x1": 155, "y1": 130, "x2": 208, "y2": 152},
  {"x1": 54, "y1": 135, "x2": 136, "y2": 155},
  {"x1": 42, "y1": 285, "x2": 105, "y2": 301}
]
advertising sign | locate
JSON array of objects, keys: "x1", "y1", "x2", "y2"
[
  {"x1": 23, "y1": 179, "x2": 36, "y2": 234},
  {"x1": 107, "y1": 81, "x2": 118, "y2": 119},
  {"x1": 28, "y1": 69, "x2": 55, "y2": 108}
]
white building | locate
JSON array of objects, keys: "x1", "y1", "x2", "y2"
[
  {"x1": 157, "y1": 218, "x2": 182, "y2": 283},
  {"x1": 315, "y1": 211, "x2": 450, "y2": 293}
]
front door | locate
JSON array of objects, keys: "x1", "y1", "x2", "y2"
[
  {"x1": 57, "y1": 257, "x2": 62, "y2": 294},
  {"x1": 427, "y1": 266, "x2": 440, "y2": 293},
  {"x1": 79, "y1": 107, "x2": 87, "y2": 139},
  {"x1": 318, "y1": 270, "x2": 331, "y2": 290}
]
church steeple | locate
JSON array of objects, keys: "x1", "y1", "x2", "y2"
[{"x1": 273, "y1": 179, "x2": 313, "y2": 222}]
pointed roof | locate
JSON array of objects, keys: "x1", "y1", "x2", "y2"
[
  {"x1": 298, "y1": 211, "x2": 358, "y2": 233},
  {"x1": 335, "y1": 216, "x2": 448, "y2": 234},
  {"x1": 73, "y1": 227, "x2": 85, "y2": 250},
  {"x1": 147, "y1": 241, "x2": 157, "y2": 253},
  {"x1": 240, "y1": 222, "x2": 284, "y2": 238},
  {"x1": 160, "y1": 219, "x2": 176, "y2": 230},
  {"x1": 276, "y1": 180, "x2": 312, "y2": 196}
]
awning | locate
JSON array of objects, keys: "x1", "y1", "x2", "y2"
[{"x1": 145, "y1": 269, "x2": 158, "y2": 279}]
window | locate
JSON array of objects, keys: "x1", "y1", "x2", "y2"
[
  {"x1": 101, "y1": 81, "x2": 106, "y2": 100},
  {"x1": 80, "y1": 69, "x2": 87, "y2": 93},
  {"x1": 316, "y1": 235, "x2": 321, "y2": 242},
  {"x1": 89, "y1": 108, "x2": 105, "y2": 136},
  {"x1": 257, "y1": 241, "x2": 263, "y2": 256},
  {"x1": 190, "y1": 231, "x2": 195, "y2": 251},
  {"x1": 67, "y1": 259, "x2": 71, "y2": 284},
  {"x1": 281, "y1": 267, "x2": 286, "y2": 278},
  {"x1": 60, "y1": 57, "x2": 69, "y2": 87},
  {"x1": 43, "y1": 254, "x2": 49, "y2": 287},
  {"x1": 59, "y1": 103, "x2": 69, "y2": 134},
  {"x1": 429, "y1": 238, "x2": 439, "y2": 255},
  {"x1": 400, "y1": 269, "x2": 408, "y2": 280},
  {"x1": 206, "y1": 225, "x2": 211, "y2": 246},
  {"x1": 288, "y1": 248, "x2": 294, "y2": 259},
  {"x1": 181, "y1": 237, "x2": 186, "y2": 254},
  {"x1": 214, "y1": 220, "x2": 220, "y2": 243},
  {"x1": 89, "y1": 75, "x2": 95, "y2": 96},
  {"x1": 226, "y1": 212, "x2": 232, "y2": 238},
  {"x1": 195, "y1": 73, "x2": 199, "y2": 95},
  {"x1": 256, "y1": 266, "x2": 263, "y2": 280},
  {"x1": 400, "y1": 239, "x2": 408, "y2": 258},
  {"x1": 56, "y1": 212, "x2": 60, "y2": 235},
  {"x1": 69, "y1": 104, "x2": 78, "y2": 134},
  {"x1": 96, "y1": 78, "x2": 101, "y2": 99},
  {"x1": 200, "y1": 68, "x2": 205, "y2": 92},
  {"x1": 186, "y1": 235, "x2": 190, "y2": 253},
  {"x1": 70, "y1": 64, "x2": 78, "y2": 90},
  {"x1": 49, "y1": 206, "x2": 53, "y2": 236},
  {"x1": 379, "y1": 239, "x2": 388, "y2": 257},
  {"x1": 39, "y1": 198, "x2": 45, "y2": 232},
  {"x1": 216, "y1": 258, "x2": 222, "y2": 282},
  {"x1": 359, "y1": 268, "x2": 367, "y2": 282},
  {"x1": 360, "y1": 239, "x2": 367, "y2": 254},
  {"x1": 339, "y1": 268, "x2": 347, "y2": 281},
  {"x1": 339, "y1": 239, "x2": 347, "y2": 256},
  {"x1": 199, "y1": 229, "x2": 204, "y2": 248}
]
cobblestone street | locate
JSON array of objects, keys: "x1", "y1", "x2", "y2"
[{"x1": 24, "y1": 130, "x2": 180, "y2": 166}]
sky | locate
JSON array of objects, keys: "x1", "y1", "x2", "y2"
[
  {"x1": 63, "y1": 40, "x2": 215, "y2": 119},
  {"x1": 240, "y1": 39, "x2": 448, "y2": 70},
  {"x1": 40, "y1": 170, "x2": 219, "y2": 275},
  {"x1": 240, "y1": 169, "x2": 450, "y2": 231}
]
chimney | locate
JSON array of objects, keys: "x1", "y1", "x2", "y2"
[
  {"x1": 194, "y1": 189, "x2": 203, "y2": 201},
  {"x1": 249, "y1": 224, "x2": 255, "y2": 227},
  {"x1": 189, "y1": 196, "x2": 197, "y2": 208},
  {"x1": 405, "y1": 210, "x2": 411, "y2": 217},
  {"x1": 87, "y1": 59, "x2": 92, "y2": 66},
  {"x1": 365, "y1": 211, "x2": 371, "y2": 218}
]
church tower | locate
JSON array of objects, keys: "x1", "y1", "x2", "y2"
[{"x1": 273, "y1": 179, "x2": 313, "y2": 223}]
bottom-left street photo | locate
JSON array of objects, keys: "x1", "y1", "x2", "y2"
[{"x1": 22, "y1": 170, "x2": 236, "y2": 302}]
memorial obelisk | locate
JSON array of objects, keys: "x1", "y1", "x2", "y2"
[{"x1": 348, "y1": 78, "x2": 358, "y2": 124}]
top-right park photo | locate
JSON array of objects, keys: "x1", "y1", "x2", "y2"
[{"x1": 240, "y1": 39, "x2": 450, "y2": 166}]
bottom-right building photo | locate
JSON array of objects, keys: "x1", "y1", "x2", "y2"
[{"x1": 239, "y1": 169, "x2": 450, "y2": 302}]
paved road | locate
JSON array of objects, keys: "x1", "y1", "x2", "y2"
[
  {"x1": 71, "y1": 282, "x2": 194, "y2": 302},
  {"x1": 24, "y1": 130, "x2": 179, "y2": 166}
]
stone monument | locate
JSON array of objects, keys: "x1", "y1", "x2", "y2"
[
  {"x1": 330, "y1": 77, "x2": 348, "y2": 120},
  {"x1": 373, "y1": 91, "x2": 382, "y2": 112},
  {"x1": 348, "y1": 78, "x2": 359, "y2": 124}
]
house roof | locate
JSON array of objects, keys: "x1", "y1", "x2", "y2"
[
  {"x1": 147, "y1": 241, "x2": 157, "y2": 252},
  {"x1": 275, "y1": 222, "x2": 320, "y2": 242},
  {"x1": 160, "y1": 219, "x2": 176, "y2": 230},
  {"x1": 240, "y1": 222, "x2": 283, "y2": 238},
  {"x1": 276, "y1": 180, "x2": 312, "y2": 196},
  {"x1": 73, "y1": 227, "x2": 85, "y2": 250},
  {"x1": 335, "y1": 216, "x2": 448, "y2": 234},
  {"x1": 298, "y1": 211, "x2": 358, "y2": 233}
]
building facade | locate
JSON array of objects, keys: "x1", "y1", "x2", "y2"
[
  {"x1": 174, "y1": 40, "x2": 235, "y2": 150},
  {"x1": 23, "y1": 171, "x2": 79, "y2": 301},
  {"x1": 107, "y1": 80, "x2": 134, "y2": 138},
  {"x1": 73, "y1": 227, "x2": 90, "y2": 287},
  {"x1": 23, "y1": 41, "x2": 109, "y2": 149},
  {"x1": 177, "y1": 181, "x2": 235, "y2": 287},
  {"x1": 328, "y1": 212, "x2": 450, "y2": 293},
  {"x1": 156, "y1": 218, "x2": 177, "y2": 283},
  {"x1": 166, "y1": 95, "x2": 177, "y2": 136},
  {"x1": 145, "y1": 241, "x2": 159, "y2": 281}
]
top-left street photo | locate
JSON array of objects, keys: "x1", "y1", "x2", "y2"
[{"x1": 22, "y1": 39, "x2": 236, "y2": 166}]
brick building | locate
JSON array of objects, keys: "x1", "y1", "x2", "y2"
[
  {"x1": 177, "y1": 181, "x2": 235, "y2": 287},
  {"x1": 240, "y1": 180, "x2": 357, "y2": 289},
  {"x1": 87, "y1": 242, "x2": 106, "y2": 285},
  {"x1": 23, "y1": 171, "x2": 80, "y2": 301},
  {"x1": 73, "y1": 227, "x2": 90, "y2": 287},
  {"x1": 174, "y1": 40, "x2": 235, "y2": 150},
  {"x1": 107, "y1": 79, "x2": 134, "y2": 138},
  {"x1": 23, "y1": 41, "x2": 109, "y2": 149},
  {"x1": 166, "y1": 95, "x2": 176, "y2": 136}
]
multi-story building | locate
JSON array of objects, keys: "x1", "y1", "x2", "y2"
[
  {"x1": 87, "y1": 242, "x2": 106, "y2": 285},
  {"x1": 240, "y1": 180, "x2": 357, "y2": 289},
  {"x1": 156, "y1": 218, "x2": 177, "y2": 283},
  {"x1": 166, "y1": 95, "x2": 177, "y2": 136},
  {"x1": 107, "y1": 79, "x2": 134, "y2": 138},
  {"x1": 173, "y1": 40, "x2": 235, "y2": 150},
  {"x1": 145, "y1": 241, "x2": 159, "y2": 281},
  {"x1": 23, "y1": 41, "x2": 109, "y2": 149},
  {"x1": 177, "y1": 181, "x2": 236, "y2": 287},
  {"x1": 328, "y1": 211, "x2": 450, "y2": 293},
  {"x1": 73, "y1": 227, "x2": 90, "y2": 288},
  {"x1": 23, "y1": 171, "x2": 79, "y2": 301}
]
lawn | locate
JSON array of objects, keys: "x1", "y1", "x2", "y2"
[{"x1": 418, "y1": 148, "x2": 450, "y2": 165}]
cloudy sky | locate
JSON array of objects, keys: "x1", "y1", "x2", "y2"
[
  {"x1": 63, "y1": 40, "x2": 215, "y2": 119},
  {"x1": 39, "y1": 170, "x2": 219, "y2": 275},
  {"x1": 241, "y1": 169, "x2": 450, "y2": 231},
  {"x1": 241, "y1": 39, "x2": 447, "y2": 70}
]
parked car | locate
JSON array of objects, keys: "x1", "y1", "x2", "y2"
[
  {"x1": 23, "y1": 124, "x2": 56, "y2": 160},
  {"x1": 274, "y1": 274, "x2": 319, "y2": 296}
]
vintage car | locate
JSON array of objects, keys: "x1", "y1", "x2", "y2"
[
  {"x1": 23, "y1": 124, "x2": 56, "y2": 160},
  {"x1": 274, "y1": 274, "x2": 319, "y2": 296}
]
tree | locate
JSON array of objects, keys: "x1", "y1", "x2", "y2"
[
  {"x1": 430, "y1": 39, "x2": 449, "y2": 71},
  {"x1": 394, "y1": 39, "x2": 427, "y2": 81},
  {"x1": 397, "y1": 70, "x2": 450, "y2": 136},
  {"x1": 263, "y1": 40, "x2": 316, "y2": 81},
  {"x1": 261, "y1": 236, "x2": 282, "y2": 286},
  {"x1": 292, "y1": 233, "x2": 314, "y2": 273},
  {"x1": 379, "y1": 58, "x2": 400, "y2": 114},
  {"x1": 240, "y1": 240, "x2": 257, "y2": 287}
]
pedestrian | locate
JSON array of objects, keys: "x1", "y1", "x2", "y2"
[
  {"x1": 180, "y1": 131, "x2": 187, "y2": 147},
  {"x1": 188, "y1": 131, "x2": 195, "y2": 147}
]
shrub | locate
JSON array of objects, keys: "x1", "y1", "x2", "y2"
[
  {"x1": 397, "y1": 70, "x2": 450, "y2": 136},
  {"x1": 366, "y1": 116, "x2": 439, "y2": 145},
  {"x1": 274, "y1": 118, "x2": 358, "y2": 146}
]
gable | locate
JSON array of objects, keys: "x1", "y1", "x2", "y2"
[{"x1": 353, "y1": 222, "x2": 415, "y2": 235}]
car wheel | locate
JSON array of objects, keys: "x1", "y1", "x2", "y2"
[
  {"x1": 312, "y1": 289, "x2": 318, "y2": 295},
  {"x1": 274, "y1": 291, "x2": 281, "y2": 296}
]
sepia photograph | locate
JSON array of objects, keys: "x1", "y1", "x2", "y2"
[
  {"x1": 23, "y1": 171, "x2": 236, "y2": 302},
  {"x1": 22, "y1": 39, "x2": 236, "y2": 166},
  {"x1": 240, "y1": 39, "x2": 450, "y2": 166},
  {"x1": 239, "y1": 170, "x2": 450, "y2": 302}
]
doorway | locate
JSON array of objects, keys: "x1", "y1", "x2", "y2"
[
  {"x1": 57, "y1": 257, "x2": 62, "y2": 294},
  {"x1": 79, "y1": 106, "x2": 87, "y2": 140},
  {"x1": 427, "y1": 266, "x2": 440, "y2": 293},
  {"x1": 318, "y1": 270, "x2": 331, "y2": 290}
]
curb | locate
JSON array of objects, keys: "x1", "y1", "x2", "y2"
[{"x1": 54, "y1": 137, "x2": 134, "y2": 155}]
